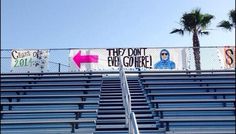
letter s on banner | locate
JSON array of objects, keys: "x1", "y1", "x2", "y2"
[
  {"x1": 224, "y1": 46, "x2": 235, "y2": 68},
  {"x1": 218, "y1": 46, "x2": 235, "y2": 69}
]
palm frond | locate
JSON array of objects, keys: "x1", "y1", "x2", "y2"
[
  {"x1": 192, "y1": 8, "x2": 202, "y2": 25},
  {"x1": 217, "y1": 20, "x2": 233, "y2": 30},
  {"x1": 182, "y1": 13, "x2": 196, "y2": 31},
  {"x1": 229, "y1": 9, "x2": 235, "y2": 26},
  {"x1": 198, "y1": 30, "x2": 209, "y2": 35},
  {"x1": 170, "y1": 29, "x2": 184, "y2": 35},
  {"x1": 200, "y1": 14, "x2": 214, "y2": 28}
]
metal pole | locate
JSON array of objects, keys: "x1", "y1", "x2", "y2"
[{"x1": 58, "y1": 63, "x2": 61, "y2": 72}]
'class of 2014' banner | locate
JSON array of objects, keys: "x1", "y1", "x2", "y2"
[{"x1": 11, "y1": 49, "x2": 49, "y2": 72}]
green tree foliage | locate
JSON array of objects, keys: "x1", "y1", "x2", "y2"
[
  {"x1": 170, "y1": 8, "x2": 214, "y2": 70},
  {"x1": 218, "y1": 9, "x2": 235, "y2": 31}
]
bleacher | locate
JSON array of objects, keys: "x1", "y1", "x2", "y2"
[
  {"x1": 1, "y1": 70, "x2": 235, "y2": 134},
  {"x1": 1, "y1": 73, "x2": 102, "y2": 134},
  {"x1": 139, "y1": 70, "x2": 236, "y2": 134}
]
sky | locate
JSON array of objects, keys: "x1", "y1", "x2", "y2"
[{"x1": 1, "y1": 0, "x2": 235, "y2": 49}]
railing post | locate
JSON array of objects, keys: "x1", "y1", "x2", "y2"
[{"x1": 58, "y1": 63, "x2": 61, "y2": 72}]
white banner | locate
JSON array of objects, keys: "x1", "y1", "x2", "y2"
[
  {"x1": 69, "y1": 48, "x2": 185, "y2": 71},
  {"x1": 11, "y1": 49, "x2": 49, "y2": 72},
  {"x1": 217, "y1": 46, "x2": 235, "y2": 69}
]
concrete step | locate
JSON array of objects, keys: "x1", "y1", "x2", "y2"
[
  {"x1": 100, "y1": 99, "x2": 147, "y2": 102},
  {"x1": 97, "y1": 114, "x2": 153, "y2": 119},
  {"x1": 98, "y1": 106, "x2": 150, "y2": 110},
  {"x1": 96, "y1": 119, "x2": 156, "y2": 124},
  {"x1": 101, "y1": 88, "x2": 142, "y2": 91},
  {"x1": 101, "y1": 84, "x2": 141, "y2": 87},
  {"x1": 102, "y1": 83, "x2": 139, "y2": 85},
  {"x1": 101, "y1": 86, "x2": 141, "y2": 88},
  {"x1": 94, "y1": 129, "x2": 166, "y2": 134},
  {"x1": 102, "y1": 85, "x2": 140, "y2": 88},
  {"x1": 98, "y1": 109, "x2": 152, "y2": 114},
  {"x1": 102, "y1": 88, "x2": 143, "y2": 92},
  {"x1": 100, "y1": 92, "x2": 143, "y2": 95},
  {"x1": 96, "y1": 124, "x2": 157, "y2": 129},
  {"x1": 101, "y1": 91, "x2": 143, "y2": 94},
  {"x1": 99, "y1": 102, "x2": 148, "y2": 106},
  {"x1": 100, "y1": 96, "x2": 146, "y2": 99}
]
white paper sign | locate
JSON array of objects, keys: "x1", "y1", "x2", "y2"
[{"x1": 69, "y1": 48, "x2": 185, "y2": 71}]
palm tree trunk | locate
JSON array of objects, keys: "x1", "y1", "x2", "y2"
[{"x1": 192, "y1": 31, "x2": 201, "y2": 70}]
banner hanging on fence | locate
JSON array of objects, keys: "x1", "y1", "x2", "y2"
[
  {"x1": 11, "y1": 49, "x2": 49, "y2": 72},
  {"x1": 69, "y1": 48, "x2": 186, "y2": 71},
  {"x1": 217, "y1": 46, "x2": 235, "y2": 69}
]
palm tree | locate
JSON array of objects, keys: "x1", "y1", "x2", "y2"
[
  {"x1": 217, "y1": 9, "x2": 235, "y2": 31},
  {"x1": 170, "y1": 8, "x2": 214, "y2": 70}
]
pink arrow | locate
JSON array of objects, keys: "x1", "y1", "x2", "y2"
[{"x1": 73, "y1": 51, "x2": 98, "y2": 68}]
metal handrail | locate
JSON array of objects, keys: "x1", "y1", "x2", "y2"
[
  {"x1": 1, "y1": 45, "x2": 235, "y2": 51},
  {"x1": 130, "y1": 112, "x2": 140, "y2": 134},
  {"x1": 119, "y1": 56, "x2": 131, "y2": 126},
  {"x1": 1, "y1": 69, "x2": 235, "y2": 76},
  {"x1": 119, "y1": 56, "x2": 140, "y2": 134}
]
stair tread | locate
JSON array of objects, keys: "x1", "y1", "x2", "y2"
[
  {"x1": 98, "y1": 109, "x2": 152, "y2": 113},
  {"x1": 100, "y1": 102, "x2": 148, "y2": 104},
  {"x1": 100, "y1": 99, "x2": 146, "y2": 102},
  {"x1": 98, "y1": 106, "x2": 150, "y2": 109},
  {"x1": 96, "y1": 124, "x2": 156, "y2": 129},
  {"x1": 99, "y1": 104, "x2": 147, "y2": 106},
  {"x1": 96, "y1": 119, "x2": 156, "y2": 124},
  {"x1": 101, "y1": 93, "x2": 143, "y2": 95},
  {"x1": 97, "y1": 114, "x2": 153, "y2": 118},
  {"x1": 101, "y1": 96, "x2": 145, "y2": 98},
  {"x1": 101, "y1": 91, "x2": 142, "y2": 93},
  {"x1": 94, "y1": 130, "x2": 165, "y2": 134}
]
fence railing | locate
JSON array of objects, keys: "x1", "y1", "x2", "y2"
[
  {"x1": 119, "y1": 56, "x2": 140, "y2": 134},
  {"x1": 130, "y1": 112, "x2": 140, "y2": 134},
  {"x1": 1, "y1": 46, "x2": 235, "y2": 73}
]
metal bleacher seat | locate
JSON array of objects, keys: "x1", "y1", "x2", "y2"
[
  {"x1": 1, "y1": 72, "x2": 102, "y2": 134},
  {"x1": 139, "y1": 70, "x2": 236, "y2": 133}
]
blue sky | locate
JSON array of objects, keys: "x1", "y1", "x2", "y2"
[{"x1": 1, "y1": 0, "x2": 235, "y2": 49}]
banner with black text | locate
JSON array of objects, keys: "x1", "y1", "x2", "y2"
[{"x1": 69, "y1": 48, "x2": 185, "y2": 71}]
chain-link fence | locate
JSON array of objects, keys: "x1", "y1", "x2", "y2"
[{"x1": 1, "y1": 46, "x2": 235, "y2": 73}]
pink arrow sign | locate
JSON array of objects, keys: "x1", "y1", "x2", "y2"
[{"x1": 73, "y1": 51, "x2": 98, "y2": 68}]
